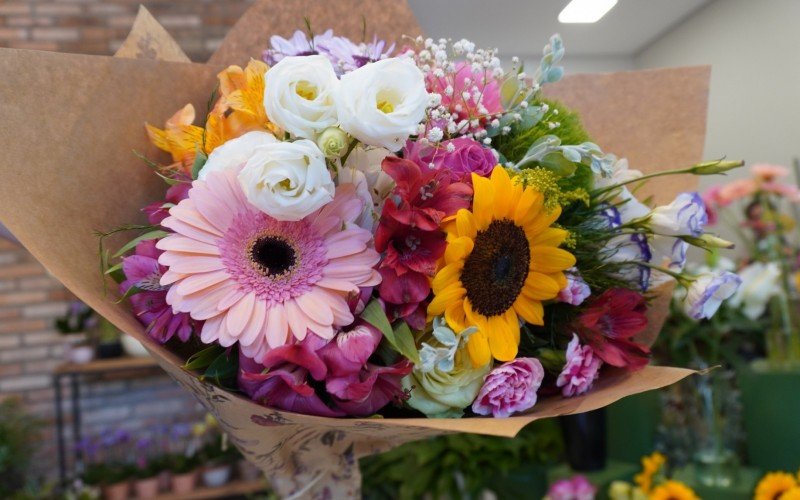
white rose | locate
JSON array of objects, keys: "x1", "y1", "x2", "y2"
[
  {"x1": 197, "y1": 131, "x2": 278, "y2": 181},
  {"x1": 728, "y1": 261, "x2": 782, "y2": 320},
  {"x1": 341, "y1": 145, "x2": 394, "y2": 209},
  {"x1": 263, "y1": 55, "x2": 339, "y2": 140},
  {"x1": 336, "y1": 57, "x2": 429, "y2": 151},
  {"x1": 237, "y1": 139, "x2": 335, "y2": 221}
]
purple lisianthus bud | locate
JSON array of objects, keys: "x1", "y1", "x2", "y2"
[
  {"x1": 558, "y1": 268, "x2": 591, "y2": 306},
  {"x1": 648, "y1": 192, "x2": 707, "y2": 237},
  {"x1": 684, "y1": 270, "x2": 741, "y2": 320},
  {"x1": 556, "y1": 334, "x2": 603, "y2": 397},
  {"x1": 471, "y1": 358, "x2": 544, "y2": 418},
  {"x1": 403, "y1": 137, "x2": 497, "y2": 184}
]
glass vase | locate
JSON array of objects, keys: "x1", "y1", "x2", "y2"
[{"x1": 765, "y1": 296, "x2": 800, "y2": 369}]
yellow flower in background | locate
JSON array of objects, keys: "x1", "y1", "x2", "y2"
[
  {"x1": 634, "y1": 451, "x2": 666, "y2": 493},
  {"x1": 781, "y1": 488, "x2": 800, "y2": 500},
  {"x1": 649, "y1": 480, "x2": 698, "y2": 500},
  {"x1": 755, "y1": 472, "x2": 798, "y2": 500},
  {"x1": 428, "y1": 167, "x2": 575, "y2": 366},
  {"x1": 145, "y1": 103, "x2": 205, "y2": 173}
]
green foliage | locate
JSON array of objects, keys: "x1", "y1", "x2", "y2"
[
  {"x1": 360, "y1": 420, "x2": 563, "y2": 499},
  {"x1": 184, "y1": 344, "x2": 239, "y2": 390},
  {"x1": 0, "y1": 399, "x2": 43, "y2": 497},
  {"x1": 494, "y1": 98, "x2": 591, "y2": 164}
]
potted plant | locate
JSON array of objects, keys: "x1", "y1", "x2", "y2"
[
  {"x1": 163, "y1": 421, "x2": 203, "y2": 494},
  {"x1": 132, "y1": 437, "x2": 161, "y2": 498},
  {"x1": 0, "y1": 398, "x2": 43, "y2": 498},
  {"x1": 199, "y1": 436, "x2": 238, "y2": 488},
  {"x1": 55, "y1": 301, "x2": 98, "y2": 364},
  {"x1": 95, "y1": 317, "x2": 123, "y2": 359},
  {"x1": 78, "y1": 428, "x2": 135, "y2": 500},
  {"x1": 167, "y1": 453, "x2": 200, "y2": 494}
]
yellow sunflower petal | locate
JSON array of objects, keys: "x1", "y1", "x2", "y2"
[
  {"x1": 428, "y1": 283, "x2": 466, "y2": 316},
  {"x1": 487, "y1": 314, "x2": 518, "y2": 361},
  {"x1": 525, "y1": 205, "x2": 562, "y2": 235},
  {"x1": 445, "y1": 299, "x2": 468, "y2": 332},
  {"x1": 471, "y1": 174, "x2": 495, "y2": 227},
  {"x1": 505, "y1": 307, "x2": 521, "y2": 343},
  {"x1": 445, "y1": 236, "x2": 474, "y2": 265},
  {"x1": 523, "y1": 271, "x2": 561, "y2": 299},
  {"x1": 455, "y1": 209, "x2": 478, "y2": 240},
  {"x1": 431, "y1": 262, "x2": 463, "y2": 294},
  {"x1": 514, "y1": 187, "x2": 544, "y2": 225},
  {"x1": 490, "y1": 167, "x2": 515, "y2": 219},
  {"x1": 532, "y1": 227, "x2": 569, "y2": 247},
  {"x1": 546, "y1": 271, "x2": 569, "y2": 290},
  {"x1": 467, "y1": 329, "x2": 492, "y2": 367},
  {"x1": 531, "y1": 246, "x2": 576, "y2": 273},
  {"x1": 513, "y1": 296, "x2": 545, "y2": 325}
]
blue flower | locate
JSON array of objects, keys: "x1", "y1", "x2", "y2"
[
  {"x1": 683, "y1": 271, "x2": 741, "y2": 320},
  {"x1": 648, "y1": 192, "x2": 707, "y2": 237}
]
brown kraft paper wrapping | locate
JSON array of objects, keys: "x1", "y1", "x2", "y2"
[{"x1": 0, "y1": 1, "x2": 707, "y2": 497}]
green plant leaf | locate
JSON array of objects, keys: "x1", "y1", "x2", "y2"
[
  {"x1": 361, "y1": 300, "x2": 419, "y2": 364},
  {"x1": 191, "y1": 147, "x2": 208, "y2": 180},
  {"x1": 392, "y1": 321, "x2": 421, "y2": 365},
  {"x1": 184, "y1": 344, "x2": 225, "y2": 371},
  {"x1": 112, "y1": 229, "x2": 169, "y2": 258},
  {"x1": 202, "y1": 349, "x2": 238, "y2": 388},
  {"x1": 114, "y1": 285, "x2": 142, "y2": 304}
]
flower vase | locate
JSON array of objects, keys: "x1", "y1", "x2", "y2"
[
  {"x1": 102, "y1": 481, "x2": 130, "y2": 500},
  {"x1": 170, "y1": 470, "x2": 197, "y2": 495},
  {"x1": 133, "y1": 476, "x2": 159, "y2": 498},
  {"x1": 202, "y1": 464, "x2": 232, "y2": 487},
  {"x1": 765, "y1": 297, "x2": 800, "y2": 369},
  {"x1": 560, "y1": 408, "x2": 606, "y2": 472}
]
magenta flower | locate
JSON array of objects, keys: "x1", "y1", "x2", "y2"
[
  {"x1": 556, "y1": 334, "x2": 603, "y2": 397},
  {"x1": 547, "y1": 475, "x2": 596, "y2": 500},
  {"x1": 558, "y1": 268, "x2": 591, "y2": 306},
  {"x1": 120, "y1": 240, "x2": 195, "y2": 343},
  {"x1": 471, "y1": 358, "x2": 544, "y2": 418},
  {"x1": 403, "y1": 137, "x2": 497, "y2": 184},
  {"x1": 142, "y1": 180, "x2": 191, "y2": 225}
]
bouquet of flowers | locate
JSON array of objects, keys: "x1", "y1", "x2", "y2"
[{"x1": 0, "y1": 1, "x2": 740, "y2": 496}]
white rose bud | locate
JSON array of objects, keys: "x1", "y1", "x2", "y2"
[
  {"x1": 197, "y1": 131, "x2": 278, "y2": 181},
  {"x1": 237, "y1": 139, "x2": 335, "y2": 221},
  {"x1": 316, "y1": 126, "x2": 349, "y2": 158},
  {"x1": 263, "y1": 55, "x2": 339, "y2": 140},
  {"x1": 336, "y1": 57, "x2": 429, "y2": 151}
]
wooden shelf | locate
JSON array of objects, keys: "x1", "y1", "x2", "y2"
[
  {"x1": 153, "y1": 479, "x2": 268, "y2": 500},
  {"x1": 54, "y1": 356, "x2": 159, "y2": 375}
]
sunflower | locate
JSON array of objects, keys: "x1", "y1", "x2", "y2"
[
  {"x1": 755, "y1": 472, "x2": 798, "y2": 500},
  {"x1": 782, "y1": 488, "x2": 800, "y2": 500},
  {"x1": 649, "y1": 480, "x2": 698, "y2": 500},
  {"x1": 634, "y1": 451, "x2": 666, "y2": 493},
  {"x1": 428, "y1": 167, "x2": 575, "y2": 366}
]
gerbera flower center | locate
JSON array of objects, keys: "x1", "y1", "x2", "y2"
[
  {"x1": 461, "y1": 219, "x2": 530, "y2": 317},
  {"x1": 249, "y1": 236, "x2": 297, "y2": 277}
]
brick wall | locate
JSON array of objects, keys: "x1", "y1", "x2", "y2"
[
  {"x1": 0, "y1": 2, "x2": 259, "y2": 484},
  {"x1": 0, "y1": 0, "x2": 256, "y2": 61}
]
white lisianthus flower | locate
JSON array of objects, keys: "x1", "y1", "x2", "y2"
[
  {"x1": 237, "y1": 139, "x2": 335, "y2": 221},
  {"x1": 336, "y1": 57, "x2": 429, "y2": 151},
  {"x1": 336, "y1": 167, "x2": 376, "y2": 231},
  {"x1": 402, "y1": 320, "x2": 491, "y2": 418},
  {"x1": 197, "y1": 131, "x2": 278, "y2": 181},
  {"x1": 263, "y1": 55, "x2": 339, "y2": 140},
  {"x1": 593, "y1": 157, "x2": 643, "y2": 189},
  {"x1": 341, "y1": 145, "x2": 394, "y2": 211},
  {"x1": 683, "y1": 270, "x2": 741, "y2": 320},
  {"x1": 727, "y1": 261, "x2": 782, "y2": 320},
  {"x1": 648, "y1": 192, "x2": 707, "y2": 237}
]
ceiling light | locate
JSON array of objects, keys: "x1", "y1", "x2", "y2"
[{"x1": 558, "y1": 0, "x2": 618, "y2": 23}]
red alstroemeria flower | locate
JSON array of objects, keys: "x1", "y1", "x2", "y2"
[
  {"x1": 375, "y1": 216, "x2": 447, "y2": 277},
  {"x1": 576, "y1": 288, "x2": 650, "y2": 370},
  {"x1": 380, "y1": 156, "x2": 472, "y2": 231}
]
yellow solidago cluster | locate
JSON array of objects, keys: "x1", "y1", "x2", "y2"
[
  {"x1": 146, "y1": 59, "x2": 280, "y2": 175},
  {"x1": 508, "y1": 166, "x2": 590, "y2": 212}
]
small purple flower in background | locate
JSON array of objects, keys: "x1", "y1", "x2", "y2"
[
  {"x1": 683, "y1": 270, "x2": 741, "y2": 320},
  {"x1": 546, "y1": 475, "x2": 597, "y2": 500},
  {"x1": 558, "y1": 268, "x2": 591, "y2": 306},
  {"x1": 262, "y1": 29, "x2": 334, "y2": 65},
  {"x1": 471, "y1": 358, "x2": 544, "y2": 418},
  {"x1": 556, "y1": 335, "x2": 603, "y2": 397},
  {"x1": 648, "y1": 192, "x2": 707, "y2": 237},
  {"x1": 320, "y1": 35, "x2": 395, "y2": 74}
]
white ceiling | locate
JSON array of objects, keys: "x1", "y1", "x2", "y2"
[{"x1": 407, "y1": 0, "x2": 711, "y2": 58}]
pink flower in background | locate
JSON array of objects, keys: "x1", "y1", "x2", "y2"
[
  {"x1": 142, "y1": 180, "x2": 191, "y2": 225},
  {"x1": 751, "y1": 163, "x2": 790, "y2": 181},
  {"x1": 717, "y1": 179, "x2": 757, "y2": 205},
  {"x1": 701, "y1": 185, "x2": 722, "y2": 225},
  {"x1": 120, "y1": 240, "x2": 196, "y2": 343},
  {"x1": 558, "y1": 269, "x2": 591, "y2": 306},
  {"x1": 557, "y1": 334, "x2": 603, "y2": 397},
  {"x1": 472, "y1": 358, "x2": 544, "y2": 418},
  {"x1": 157, "y1": 168, "x2": 380, "y2": 363},
  {"x1": 403, "y1": 137, "x2": 497, "y2": 184},
  {"x1": 762, "y1": 182, "x2": 800, "y2": 202},
  {"x1": 547, "y1": 475, "x2": 597, "y2": 500},
  {"x1": 426, "y1": 61, "x2": 503, "y2": 129}
]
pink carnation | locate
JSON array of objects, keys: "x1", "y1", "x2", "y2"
[
  {"x1": 557, "y1": 334, "x2": 603, "y2": 397},
  {"x1": 472, "y1": 358, "x2": 544, "y2": 418},
  {"x1": 558, "y1": 269, "x2": 591, "y2": 306},
  {"x1": 751, "y1": 163, "x2": 790, "y2": 181}
]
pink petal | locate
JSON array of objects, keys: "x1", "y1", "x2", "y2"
[
  {"x1": 240, "y1": 298, "x2": 267, "y2": 347},
  {"x1": 284, "y1": 300, "x2": 309, "y2": 340},
  {"x1": 174, "y1": 270, "x2": 230, "y2": 296},
  {"x1": 265, "y1": 305, "x2": 288, "y2": 348},
  {"x1": 156, "y1": 235, "x2": 220, "y2": 256},
  {"x1": 200, "y1": 314, "x2": 224, "y2": 344},
  {"x1": 160, "y1": 255, "x2": 225, "y2": 274},
  {"x1": 296, "y1": 291, "x2": 334, "y2": 326},
  {"x1": 160, "y1": 219, "x2": 220, "y2": 245},
  {"x1": 226, "y1": 292, "x2": 256, "y2": 338}
]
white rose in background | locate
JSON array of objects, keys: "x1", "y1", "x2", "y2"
[
  {"x1": 341, "y1": 145, "x2": 394, "y2": 212},
  {"x1": 237, "y1": 139, "x2": 335, "y2": 221},
  {"x1": 337, "y1": 57, "x2": 429, "y2": 151},
  {"x1": 683, "y1": 270, "x2": 742, "y2": 320},
  {"x1": 263, "y1": 55, "x2": 339, "y2": 140},
  {"x1": 728, "y1": 262, "x2": 782, "y2": 320},
  {"x1": 648, "y1": 192, "x2": 707, "y2": 237},
  {"x1": 197, "y1": 131, "x2": 278, "y2": 181}
]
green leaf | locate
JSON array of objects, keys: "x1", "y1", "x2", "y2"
[
  {"x1": 114, "y1": 285, "x2": 142, "y2": 304},
  {"x1": 361, "y1": 299, "x2": 420, "y2": 364},
  {"x1": 191, "y1": 147, "x2": 208, "y2": 180},
  {"x1": 539, "y1": 151, "x2": 577, "y2": 177},
  {"x1": 113, "y1": 230, "x2": 168, "y2": 258},
  {"x1": 202, "y1": 349, "x2": 238, "y2": 388},
  {"x1": 184, "y1": 344, "x2": 225, "y2": 371}
]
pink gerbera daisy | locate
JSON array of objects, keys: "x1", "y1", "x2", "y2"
[{"x1": 156, "y1": 168, "x2": 381, "y2": 362}]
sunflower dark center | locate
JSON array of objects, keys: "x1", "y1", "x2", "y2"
[
  {"x1": 250, "y1": 236, "x2": 297, "y2": 277},
  {"x1": 461, "y1": 219, "x2": 530, "y2": 317}
]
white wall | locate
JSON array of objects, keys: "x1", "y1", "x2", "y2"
[{"x1": 636, "y1": 0, "x2": 800, "y2": 189}]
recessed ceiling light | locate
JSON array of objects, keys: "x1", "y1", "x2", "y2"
[{"x1": 558, "y1": 0, "x2": 618, "y2": 23}]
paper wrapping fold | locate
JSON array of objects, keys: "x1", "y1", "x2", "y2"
[{"x1": 0, "y1": 2, "x2": 707, "y2": 497}]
